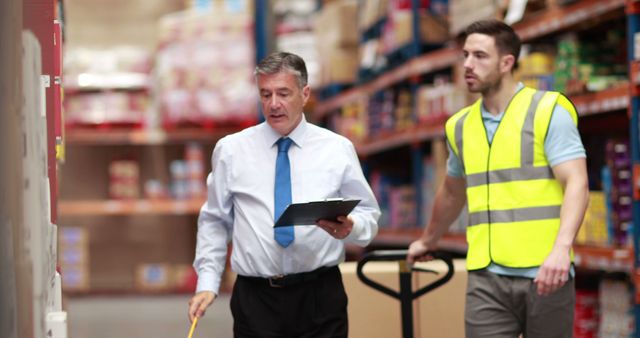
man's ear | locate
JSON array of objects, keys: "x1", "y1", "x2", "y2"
[
  {"x1": 501, "y1": 54, "x2": 516, "y2": 73},
  {"x1": 302, "y1": 85, "x2": 310, "y2": 105}
]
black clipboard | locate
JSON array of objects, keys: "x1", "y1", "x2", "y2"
[{"x1": 274, "y1": 199, "x2": 361, "y2": 227}]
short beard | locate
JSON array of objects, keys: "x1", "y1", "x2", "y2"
[
  {"x1": 479, "y1": 76, "x2": 503, "y2": 97},
  {"x1": 468, "y1": 62, "x2": 504, "y2": 96}
]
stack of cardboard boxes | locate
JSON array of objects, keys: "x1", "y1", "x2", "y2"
[
  {"x1": 341, "y1": 259, "x2": 467, "y2": 338},
  {"x1": 314, "y1": 0, "x2": 360, "y2": 86},
  {"x1": 58, "y1": 227, "x2": 90, "y2": 292}
]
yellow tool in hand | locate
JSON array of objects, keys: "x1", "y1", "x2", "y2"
[{"x1": 187, "y1": 316, "x2": 199, "y2": 338}]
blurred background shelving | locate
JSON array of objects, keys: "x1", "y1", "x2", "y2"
[{"x1": 310, "y1": 1, "x2": 640, "y2": 337}]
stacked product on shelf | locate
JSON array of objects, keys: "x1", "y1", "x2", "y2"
[
  {"x1": 517, "y1": 50, "x2": 555, "y2": 90},
  {"x1": 358, "y1": 0, "x2": 388, "y2": 79},
  {"x1": 63, "y1": 47, "x2": 152, "y2": 128},
  {"x1": 388, "y1": 185, "x2": 417, "y2": 229},
  {"x1": 394, "y1": 88, "x2": 414, "y2": 131},
  {"x1": 379, "y1": 0, "x2": 448, "y2": 56},
  {"x1": 58, "y1": 227, "x2": 90, "y2": 292},
  {"x1": 576, "y1": 191, "x2": 609, "y2": 246},
  {"x1": 368, "y1": 89, "x2": 396, "y2": 137},
  {"x1": 331, "y1": 99, "x2": 368, "y2": 143},
  {"x1": 554, "y1": 29, "x2": 627, "y2": 95},
  {"x1": 416, "y1": 76, "x2": 468, "y2": 127},
  {"x1": 169, "y1": 142, "x2": 206, "y2": 200},
  {"x1": 369, "y1": 171, "x2": 397, "y2": 229},
  {"x1": 574, "y1": 288, "x2": 600, "y2": 338},
  {"x1": 421, "y1": 140, "x2": 468, "y2": 234},
  {"x1": 273, "y1": 0, "x2": 321, "y2": 88},
  {"x1": 602, "y1": 139, "x2": 633, "y2": 247},
  {"x1": 449, "y1": 0, "x2": 501, "y2": 35},
  {"x1": 598, "y1": 278, "x2": 635, "y2": 338},
  {"x1": 108, "y1": 159, "x2": 140, "y2": 200},
  {"x1": 156, "y1": 2, "x2": 257, "y2": 129},
  {"x1": 313, "y1": 0, "x2": 359, "y2": 92},
  {"x1": 134, "y1": 262, "x2": 197, "y2": 293},
  {"x1": 358, "y1": 0, "x2": 449, "y2": 80}
]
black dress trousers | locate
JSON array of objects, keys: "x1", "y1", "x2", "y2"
[{"x1": 230, "y1": 266, "x2": 348, "y2": 338}]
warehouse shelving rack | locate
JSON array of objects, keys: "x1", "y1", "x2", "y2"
[
  {"x1": 58, "y1": 2, "x2": 269, "y2": 295},
  {"x1": 314, "y1": 1, "x2": 639, "y2": 334}
]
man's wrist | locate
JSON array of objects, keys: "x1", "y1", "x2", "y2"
[{"x1": 420, "y1": 229, "x2": 437, "y2": 247}]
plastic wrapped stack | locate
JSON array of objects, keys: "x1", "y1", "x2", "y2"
[{"x1": 156, "y1": 2, "x2": 257, "y2": 128}]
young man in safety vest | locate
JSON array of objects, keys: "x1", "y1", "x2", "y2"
[{"x1": 407, "y1": 19, "x2": 589, "y2": 338}]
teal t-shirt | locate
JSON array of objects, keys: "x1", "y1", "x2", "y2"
[{"x1": 447, "y1": 84, "x2": 585, "y2": 278}]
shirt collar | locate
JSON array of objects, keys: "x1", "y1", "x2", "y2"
[
  {"x1": 481, "y1": 82, "x2": 525, "y2": 120},
  {"x1": 263, "y1": 113, "x2": 308, "y2": 149}
]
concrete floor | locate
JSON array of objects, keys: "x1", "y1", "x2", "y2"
[{"x1": 66, "y1": 294, "x2": 233, "y2": 338}]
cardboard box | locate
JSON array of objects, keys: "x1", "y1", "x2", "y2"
[
  {"x1": 135, "y1": 264, "x2": 173, "y2": 291},
  {"x1": 317, "y1": 47, "x2": 359, "y2": 85},
  {"x1": 341, "y1": 259, "x2": 467, "y2": 338},
  {"x1": 341, "y1": 262, "x2": 404, "y2": 338},
  {"x1": 415, "y1": 259, "x2": 467, "y2": 338},
  {"x1": 58, "y1": 226, "x2": 90, "y2": 292},
  {"x1": 58, "y1": 246, "x2": 89, "y2": 266},
  {"x1": 314, "y1": 0, "x2": 359, "y2": 47},
  {"x1": 358, "y1": 0, "x2": 390, "y2": 33},
  {"x1": 60, "y1": 265, "x2": 90, "y2": 291},
  {"x1": 449, "y1": 0, "x2": 500, "y2": 35},
  {"x1": 392, "y1": 11, "x2": 449, "y2": 48},
  {"x1": 58, "y1": 226, "x2": 89, "y2": 248}
]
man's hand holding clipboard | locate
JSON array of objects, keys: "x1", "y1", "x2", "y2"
[{"x1": 274, "y1": 199, "x2": 360, "y2": 239}]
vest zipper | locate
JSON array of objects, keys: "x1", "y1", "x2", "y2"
[{"x1": 480, "y1": 88, "x2": 523, "y2": 266}]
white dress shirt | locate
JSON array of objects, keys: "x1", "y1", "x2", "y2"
[{"x1": 194, "y1": 115, "x2": 381, "y2": 293}]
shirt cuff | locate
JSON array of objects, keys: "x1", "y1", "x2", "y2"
[
  {"x1": 196, "y1": 270, "x2": 221, "y2": 295},
  {"x1": 343, "y1": 214, "x2": 368, "y2": 245}
]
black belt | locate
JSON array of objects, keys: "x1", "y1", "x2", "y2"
[{"x1": 239, "y1": 266, "x2": 336, "y2": 288}]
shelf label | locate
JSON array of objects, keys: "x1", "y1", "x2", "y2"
[
  {"x1": 137, "y1": 201, "x2": 151, "y2": 213},
  {"x1": 613, "y1": 249, "x2": 630, "y2": 259},
  {"x1": 104, "y1": 201, "x2": 123, "y2": 213},
  {"x1": 174, "y1": 201, "x2": 187, "y2": 214}
]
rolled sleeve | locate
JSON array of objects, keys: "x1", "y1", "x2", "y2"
[
  {"x1": 446, "y1": 143, "x2": 464, "y2": 178},
  {"x1": 545, "y1": 104, "x2": 586, "y2": 167}
]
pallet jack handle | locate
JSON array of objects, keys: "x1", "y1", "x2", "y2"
[{"x1": 356, "y1": 250, "x2": 454, "y2": 338}]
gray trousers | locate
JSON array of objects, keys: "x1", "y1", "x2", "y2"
[{"x1": 465, "y1": 269, "x2": 575, "y2": 338}]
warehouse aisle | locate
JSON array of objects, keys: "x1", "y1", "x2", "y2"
[{"x1": 66, "y1": 294, "x2": 233, "y2": 338}]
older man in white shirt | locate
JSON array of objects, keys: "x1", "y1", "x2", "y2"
[{"x1": 187, "y1": 51, "x2": 380, "y2": 338}]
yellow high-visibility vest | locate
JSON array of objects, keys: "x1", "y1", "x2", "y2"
[{"x1": 445, "y1": 87, "x2": 578, "y2": 270}]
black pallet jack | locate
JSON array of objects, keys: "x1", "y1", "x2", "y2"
[{"x1": 356, "y1": 250, "x2": 454, "y2": 338}]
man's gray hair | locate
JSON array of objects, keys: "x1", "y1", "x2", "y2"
[{"x1": 255, "y1": 51, "x2": 308, "y2": 88}]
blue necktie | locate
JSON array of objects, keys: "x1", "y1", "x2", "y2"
[{"x1": 274, "y1": 137, "x2": 294, "y2": 247}]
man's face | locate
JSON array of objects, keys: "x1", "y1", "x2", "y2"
[
  {"x1": 257, "y1": 71, "x2": 310, "y2": 136},
  {"x1": 462, "y1": 33, "x2": 512, "y2": 94}
]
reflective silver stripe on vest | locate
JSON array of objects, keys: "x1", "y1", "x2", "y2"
[
  {"x1": 468, "y1": 205, "x2": 561, "y2": 225},
  {"x1": 455, "y1": 110, "x2": 470, "y2": 167},
  {"x1": 521, "y1": 90, "x2": 546, "y2": 166},
  {"x1": 466, "y1": 166, "x2": 554, "y2": 187}
]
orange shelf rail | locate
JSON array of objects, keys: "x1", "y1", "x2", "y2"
[
  {"x1": 513, "y1": 0, "x2": 625, "y2": 41},
  {"x1": 570, "y1": 83, "x2": 629, "y2": 116},
  {"x1": 354, "y1": 125, "x2": 445, "y2": 156},
  {"x1": 313, "y1": 48, "x2": 459, "y2": 118},
  {"x1": 573, "y1": 245, "x2": 634, "y2": 272},
  {"x1": 58, "y1": 198, "x2": 205, "y2": 216}
]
